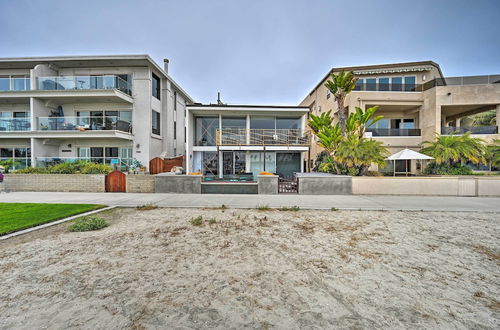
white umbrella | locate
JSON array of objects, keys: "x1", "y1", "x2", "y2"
[{"x1": 385, "y1": 148, "x2": 434, "y2": 176}]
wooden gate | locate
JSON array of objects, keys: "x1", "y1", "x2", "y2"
[
  {"x1": 278, "y1": 176, "x2": 298, "y2": 194},
  {"x1": 105, "y1": 170, "x2": 126, "y2": 192}
]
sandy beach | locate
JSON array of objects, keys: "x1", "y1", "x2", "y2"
[{"x1": 0, "y1": 207, "x2": 498, "y2": 329}]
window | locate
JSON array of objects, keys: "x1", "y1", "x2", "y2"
[
  {"x1": 354, "y1": 79, "x2": 364, "y2": 91},
  {"x1": 173, "y1": 121, "x2": 176, "y2": 140},
  {"x1": 174, "y1": 91, "x2": 177, "y2": 111},
  {"x1": 250, "y1": 116, "x2": 275, "y2": 129},
  {"x1": 152, "y1": 110, "x2": 160, "y2": 135},
  {"x1": 276, "y1": 118, "x2": 300, "y2": 129},
  {"x1": 404, "y1": 76, "x2": 416, "y2": 91},
  {"x1": 365, "y1": 78, "x2": 376, "y2": 91},
  {"x1": 379, "y1": 78, "x2": 390, "y2": 91},
  {"x1": 391, "y1": 77, "x2": 402, "y2": 91},
  {"x1": 222, "y1": 117, "x2": 246, "y2": 129},
  {"x1": 152, "y1": 73, "x2": 160, "y2": 99},
  {"x1": 195, "y1": 117, "x2": 218, "y2": 146}
]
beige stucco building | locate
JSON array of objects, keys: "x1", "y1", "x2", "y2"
[{"x1": 300, "y1": 61, "x2": 500, "y2": 173}]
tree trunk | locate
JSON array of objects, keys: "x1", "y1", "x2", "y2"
[{"x1": 337, "y1": 95, "x2": 347, "y2": 135}]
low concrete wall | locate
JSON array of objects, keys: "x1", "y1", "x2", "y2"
[
  {"x1": 126, "y1": 175, "x2": 155, "y2": 193},
  {"x1": 298, "y1": 174, "x2": 352, "y2": 195},
  {"x1": 352, "y1": 176, "x2": 500, "y2": 196},
  {"x1": 258, "y1": 175, "x2": 278, "y2": 195},
  {"x1": 4, "y1": 174, "x2": 105, "y2": 192},
  {"x1": 155, "y1": 174, "x2": 202, "y2": 193}
]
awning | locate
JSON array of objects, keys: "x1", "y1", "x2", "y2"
[{"x1": 385, "y1": 148, "x2": 433, "y2": 176}]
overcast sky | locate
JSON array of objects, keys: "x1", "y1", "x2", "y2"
[{"x1": 1, "y1": 0, "x2": 499, "y2": 104}]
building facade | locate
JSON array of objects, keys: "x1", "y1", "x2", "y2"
[
  {"x1": 0, "y1": 55, "x2": 192, "y2": 171},
  {"x1": 185, "y1": 105, "x2": 310, "y2": 179},
  {"x1": 300, "y1": 61, "x2": 500, "y2": 173}
]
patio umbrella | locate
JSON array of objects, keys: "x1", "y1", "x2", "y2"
[{"x1": 386, "y1": 148, "x2": 434, "y2": 176}]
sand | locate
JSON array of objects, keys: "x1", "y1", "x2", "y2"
[{"x1": 0, "y1": 207, "x2": 499, "y2": 329}]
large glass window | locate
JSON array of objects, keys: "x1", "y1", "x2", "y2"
[
  {"x1": 391, "y1": 77, "x2": 402, "y2": 91},
  {"x1": 276, "y1": 117, "x2": 300, "y2": 129},
  {"x1": 152, "y1": 110, "x2": 160, "y2": 135},
  {"x1": 379, "y1": 78, "x2": 390, "y2": 91},
  {"x1": 401, "y1": 119, "x2": 415, "y2": 129},
  {"x1": 365, "y1": 78, "x2": 376, "y2": 91},
  {"x1": 152, "y1": 73, "x2": 160, "y2": 99},
  {"x1": 0, "y1": 76, "x2": 9, "y2": 91},
  {"x1": 202, "y1": 151, "x2": 218, "y2": 176},
  {"x1": 404, "y1": 76, "x2": 416, "y2": 91},
  {"x1": 222, "y1": 117, "x2": 246, "y2": 128},
  {"x1": 249, "y1": 152, "x2": 276, "y2": 177},
  {"x1": 354, "y1": 79, "x2": 364, "y2": 91},
  {"x1": 250, "y1": 116, "x2": 275, "y2": 129},
  {"x1": 195, "y1": 117, "x2": 218, "y2": 146},
  {"x1": 0, "y1": 147, "x2": 13, "y2": 158}
]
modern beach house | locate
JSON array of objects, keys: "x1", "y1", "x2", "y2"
[
  {"x1": 185, "y1": 104, "x2": 310, "y2": 179},
  {"x1": 0, "y1": 55, "x2": 192, "y2": 171},
  {"x1": 300, "y1": 61, "x2": 500, "y2": 173}
]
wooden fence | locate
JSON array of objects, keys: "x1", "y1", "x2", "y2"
[{"x1": 149, "y1": 156, "x2": 184, "y2": 175}]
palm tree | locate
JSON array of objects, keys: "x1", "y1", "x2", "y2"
[
  {"x1": 307, "y1": 110, "x2": 333, "y2": 135},
  {"x1": 335, "y1": 135, "x2": 388, "y2": 175},
  {"x1": 421, "y1": 133, "x2": 486, "y2": 165},
  {"x1": 324, "y1": 71, "x2": 357, "y2": 135},
  {"x1": 486, "y1": 139, "x2": 500, "y2": 168}
]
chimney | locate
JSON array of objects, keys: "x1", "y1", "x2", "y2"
[{"x1": 163, "y1": 59, "x2": 169, "y2": 73}]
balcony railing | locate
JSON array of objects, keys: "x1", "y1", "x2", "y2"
[
  {"x1": 37, "y1": 116, "x2": 132, "y2": 133},
  {"x1": 36, "y1": 157, "x2": 133, "y2": 168},
  {"x1": 216, "y1": 129, "x2": 309, "y2": 146},
  {"x1": 366, "y1": 128, "x2": 421, "y2": 137},
  {"x1": 0, "y1": 118, "x2": 31, "y2": 131},
  {"x1": 0, "y1": 77, "x2": 31, "y2": 91},
  {"x1": 441, "y1": 126, "x2": 498, "y2": 135},
  {"x1": 37, "y1": 75, "x2": 132, "y2": 95},
  {"x1": 0, "y1": 157, "x2": 31, "y2": 170},
  {"x1": 354, "y1": 83, "x2": 424, "y2": 92}
]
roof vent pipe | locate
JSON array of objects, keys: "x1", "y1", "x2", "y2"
[{"x1": 163, "y1": 59, "x2": 169, "y2": 73}]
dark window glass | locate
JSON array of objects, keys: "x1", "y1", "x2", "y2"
[
  {"x1": 392, "y1": 77, "x2": 402, "y2": 91},
  {"x1": 202, "y1": 151, "x2": 218, "y2": 176},
  {"x1": 250, "y1": 116, "x2": 274, "y2": 129},
  {"x1": 276, "y1": 118, "x2": 300, "y2": 130},
  {"x1": 1, "y1": 147, "x2": 13, "y2": 157},
  {"x1": 173, "y1": 121, "x2": 177, "y2": 139},
  {"x1": 379, "y1": 78, "x2": 390, "y2": 91},
  {"x1": 354, "y1": 79, "x2": 364, "y2": 91},
  {"x1": 174, "y1": 91, "x2": 177, "y2": 111},
  {"x1": 105, "y1": 147, "x2": 119, "y2": 158},
  {"x1": 365, "y1": 78, "x2": 376, "y2": 91},
  {"x1": 152, "y1": 73, "x2": 160, "y2": 99},
  {"x1": 152, "y1": 110, "x2": 161, "y2": 135},
  {"x1": 15, "y1": 148, "x2": 27, "y2": 157},
  {"x1": 404, "y1": 76, "x2": 416, "y2": 91},
  {"x1": 222, "y1": 117, "x2": 246, "y2": 129}
]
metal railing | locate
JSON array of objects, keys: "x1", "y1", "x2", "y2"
[
  {"x1": 37, "y1": 75, "x2": 132, "y2": 95},
  {"x1": 216, "y1": 128, "x2": 309, "y2": 146},
  {"x1": 36, "y1": 157, "x2": 133, "y2": 168},
  {"x1": 366, "y1": 128, "x2": 421, "y2": 136},
  {"x1": 37, "y1": 116, "x2": 131, "y2": 133},
  {"x1": 0, "y1": 77, "x2": 31, "y2": 91},
  {"x1": 441, "y1": 126, "x2": 498, "y2": 135},
  {"x1": 0, "y1": 118, "x2": 31, "y2": 131}
]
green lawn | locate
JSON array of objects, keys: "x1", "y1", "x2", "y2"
[{"x1": 0, "y1": 203, "x2": 106, "y2": 235}]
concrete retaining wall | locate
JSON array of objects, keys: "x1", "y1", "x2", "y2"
[
  {"x1": 3, "y1": 174, "x2": 105, "y2": 192},
  {"x1": 352, "y1": 176, "x2": 500, "y2": 196},
  {"x1": 298, "y1": 174, "x2": 352, "y2": 195},
  {"x1": 258, "y1": 175, "x2": 278, "y2": 195},
  {"x1": 126, "y1": 175, "x2": 155, "y2": 193},
  {"x1": 155, "y1": 174, "x2": 202, "y2": 193}
]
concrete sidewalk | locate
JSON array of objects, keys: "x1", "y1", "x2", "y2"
[{"x1": 1, "y1": 192, "x2": 500, "y2": 212}]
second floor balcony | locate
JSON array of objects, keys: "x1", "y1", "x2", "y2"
[
  {"x1": 37, "y1": 75, "x2": 132, "y2": 95},
  {"x1": 366, "y1": 128, "x2": 421, "y2": 137},
  {"x1": 0, "y1": 118, "x2": 31, "y2": 131},
  {"x1": 441, "y1": 126, "x2": 498, "y2": 135},
  {"x1": 216, "y1": 129, "x2": 309, "y2": 146},
  {"x1": 37, "y1": 116, "x2": 132, "y2": 133},
  {"x1": 0, "y1": 77, "x2": 31, "y2": 91}
]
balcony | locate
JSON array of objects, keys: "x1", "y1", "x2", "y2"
[
  {"x1": 0, "y1": 77, "x2": 31, "y2": 92},
  {"x1": 37, "y1": 116, "x2": 132, "y2": 133},
  {"x1": 216, "y1": 129, "x2": 309, "y2": 146},
  {"x1": 37, "y1": 75, "x2": 132, "y2": 95},
  {"x1": 366, "y1": 128, "x2": 421, "y2": 137},
  {"x1": 0, "y1": 118, "x2": 31, "y2": 131},
  {"x1": 441, "y1": 126, "x2": 498, "y2": 135},
  {"x1": 36, "y1": 157, "x2": 133, "y2": 168},
  {"x1": 354, "y1": 83, "x2": 424, "y2": 92}
]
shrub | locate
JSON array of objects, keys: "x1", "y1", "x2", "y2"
[
  {"x1": 69, "y1": 217, "x2": 108, "y2": 232},
  {"x1": 190, "y1": 216, "x2": 203, "y2": 226},
  {"x1": 207, "y1": 217, "x2": 217, "y2": 224},
  {"x1": 14, "y1": 161, "x2": 112, "y2": 174},
  {"x1": 280, "y1": 206, "x2": 300, "y2": 211},
  {"x1": 423, "y1": 162, "x2": 473, "y2": 175},
  {"x1": 136, "y1": 203, "x2": 158, "y2": 211},
  {"x1": 256, "y1": 204, "x2": 270, "y2": 210}
]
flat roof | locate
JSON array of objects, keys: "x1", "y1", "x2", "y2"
[
  {"x1": 187, "y1": 104, "x2": 309, "y2": 114},
  {"x1": 0, "y1": 54, "x2": 194, "y2": 102}
]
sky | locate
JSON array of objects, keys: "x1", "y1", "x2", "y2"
[{"x1": 1, "y1": 0, "x2": 499, "y2": 105}]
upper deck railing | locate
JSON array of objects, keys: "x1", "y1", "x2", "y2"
[
  {"x1": 37, "y1": 116, "x2": 132, "y2": 133},
  {"x1": 37, "y1": 75, "x2": 132, "y2": 95},
  {"x1": 0, "y1": 118, "x2": 31, "y2": 131},
  {"x1": 0, "y1": 77, "x2": 31, "y2": 91},
  {"x1": 216, "y1": 128, "x2": 309, "y2": 146}
]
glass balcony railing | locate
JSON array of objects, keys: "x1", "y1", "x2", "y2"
[
  {"x1": 0, "y1": 158, "x2": 31, "y2": 170},
  {"x1": 366, "y1": 128, "x2": 421, "y2": 136},
  {"x1": 216, "y1": 129, "x2": 309, "y2": 146},
  {"x1": 37, "y1": 75, "x2": 132, "y2": 95},
  {"x1": 354, "y1": 83, "x2": 424, "y2": 92},
  {"x1": 441, "y1": 126, "x2": 498, "y2": 135},
  {"x1": 0, "y1": 77, "x2": 31, "y2": 91},
  {"x1": 36, "y1": 157, "x2": 133, "y2": 168},
  {"x1": 37, "y1": 116, "x2": 132, "y2": 133},
  {"x1": 0, "y1": 118, "x2": 31, "y2": 131}
]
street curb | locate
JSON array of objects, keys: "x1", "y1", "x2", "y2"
[{"x1": 0, "y1": 206, "x2": 115, "y2": 241}]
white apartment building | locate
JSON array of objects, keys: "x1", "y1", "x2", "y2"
[
  {"x1": 185, "y1": 104, "x2": 310, "y2": 179},
  {"x1": 0, "y1": 55, "x2": 193, "y2": 171}
]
